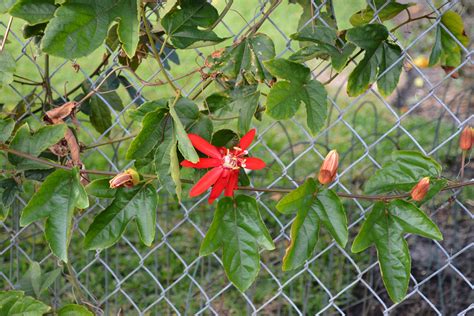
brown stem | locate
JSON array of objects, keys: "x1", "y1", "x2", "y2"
[
  {"x1": 0, "y1": 16, "x2": 13, "y2": 52},
  {"x1": 1, "y1": 146, "x2": 472, "y2": 201},
  {"x1": 84, "y1": 133, "x2": 137, "y2": 150},
  {"x1": 142, "y1": 8, "x2": 179, "y2": 94}
]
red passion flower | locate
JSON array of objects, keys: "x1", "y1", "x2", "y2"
[{"x1": 181, "y1": 129, "x2": 266, "y2": 203}]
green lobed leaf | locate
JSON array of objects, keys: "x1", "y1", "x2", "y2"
[
  {"x1": 352, "y1": 200, "x2": 442, "y2": 302},
  {"x1": 126, "y1": 109, "x2": 167, "y2": 160},
  {"x1": 42, "y1": 0, "x2": 140, "y2": 59},
  {"x1": 0, "y1": 117, "x2": 15, "y2": 143},
  {"x1": 0, "y1": 50, "x2": 16, "y2": 87},
  {"x1": 16, "y1": 261, "x2": 61, "y2": 298},
  {"x1": 127, "y1": 99, "x2": 168, "y2": 121},
  {"x1": 350, "y1": 2, "x2": 415, "y2": 26},
  {"x1": 346, "y1": 23, "x2": 403, "y2": 96},
  {"x1": 211, "y1": 33, "x2": 275, "y2": 85},
  {"x1": 84, "y1": 183, "x2": 157, "y2": 250},
  {"x1": 161, "y1": 0, "x2": 226, "y2": 49},
  {"x1": 10, "y1": 0, "x2": 57, "y2": 25},
  {"x1": 228, "y1": 85, "x2": 260, "y2": 134},
  {"x1": 278, "y1": 185, "x2": 348, "y2": 271},
  {"x1": 264, "y1": 59, "x2": 328, "y2": 135},
  {"x1": 364, "y1": 150, "x2": 442, "y2": 195},
  {"x1": 290, "y1": 26, "x2": 337, "y2": 45},
  {"x1": 200, "y1": 195, "x2": 274, "y2": 291},
  {"x1": 429, "y1": 11, "x2": 468, "y2": 68},
  {"x1": 276, "y1": 178, "x2": 317, "y2": 214},
  {"x1": 8, "y1": 124, "x2": 67, "y2": 170},
  {"x1": 58, "y1": 304, "x2": 94, "y2": 316},
  {"x1": 0, "y1": 290, "x2": 51, "y2": 316},
  {"x1": 20, "y1": 168, "x2": 89, "y2": 262}
]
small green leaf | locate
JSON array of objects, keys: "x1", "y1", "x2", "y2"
[
  {"x1": 8, "y1": 124, "x2": 67, "y2": 170},
  {"x1": 352, "y1": 200, "x2": 442, "y2": 302},
  {"x1": 346, "y1": 24, "x2": 403, "y2": 97},
  {"x1": 89, "y1": 96, "x2": 112, "y2": 135},
  {"x1": 16, "y1": 262, "x2": 61, "y2": 298},
  {"x1": 154, "y1": 125, "x2": 181, "y2": 199},
  {"x1": 377, "y1": 42, "x2": 403, "y2": 97},
  {"x1": 210, "y1": 33, "x2": 275, "y2": 85},
  {"x1": 42, "y1": 0, "x2": 140, "y2": 59},
  {"x1": 0, "y1": 50, "x2": 16, "y2": 87},
  {"x1": 20, "y1": 168, "x2": 88, "y2": 262},
  {"x1": 365, "y1": 151, "x2": 442, "y2": 194},
  {"x1": 200, "y1": 195, "x2": 274, "y2": 291},
  {"x1": 350, "y1": 2, "x2": 415, "y2": 26},
  {"x1": 0, "y1": 117, "x2": 15, "y2": 142},
  {"x1": 0, "y1": 290, "x2": 51, "y2": 316},
  {"x1": 429, "y1": 11, "x2": 468, "y2": 68},
  {"x1": 58, "y1": 304, "x2": 93, "y2": 316},
  {"x1": 280, "y1": 187, "x2": 348, "y2": 271},
  {"x1": 276, "y1": 178, "x2": 317, "y2": 214},
  {"x1": 228, "y1": 86, "x2": 260, "y2": 134},
  {"x1": 84, "y1": 183, "x2": 157, "y2": 250},
  {"x1": 10, "y1": 0, "x2": 57, "y2": 25},
  {"x1": 264, "y1": 59, "x2": 327, "y2": 135},
  {"x1": 161, "y1": 0, "x2": 226, "y2": 49},
  {"x1": 290, "y1": 26, "x2": 337, "y2": 45},
  {"x1": 86, "y1": 178, "x2": 116, "y2": 199},
  {"x1": 169, "y1": 99, "x2": 199, "y2": 163},
  {"x1": 126, "y1": 109, "x2": 167, "y2": 160}
]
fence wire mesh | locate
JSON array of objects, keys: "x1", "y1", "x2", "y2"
[{"x1": 1, "y1": 0, "x2": 473, "y2": 315}]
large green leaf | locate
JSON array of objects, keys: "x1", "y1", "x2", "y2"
[
  {"x1": 42, "y1": 0, "x2": 140, "y2": 58},
  {"x1": 16, "y1": 261, "x2": 61, "y2": 299},
  {"x1": 352, "y1": 200, "x2": 442, "y2": 302},
  {"x1": 58, "y1": 304, "x2": 93, "y2": 316},
  {"x1": 0, "y1": 117, "x2": 15, "y2": 142},
  {"x1": 264, "y1": 59, "x2": 327, "y2": 135},
  {"x1": 200, "y1": 195, "x2": 275, "y2": 291},
  {"x1": 210, "y1": 33, "x2": 275, "y2": 85},
  {"x1": 8, "y1": 124, "x2": 67, "y2": 170},
  {"x1": 126, "y1": 109, "x2": 167, "y2": 160},
  {"x1": 10, "y1": 0, "x2": 57, "y2": 25},
  {"x1": 364, "y1": 151, "x2": 442, "y2": 194},
  {"x1": 85, "y1": 178, "x2": 116, "y2": 199},
  {"x1": 20, "y1": 168, "x2": 89, "y2": 262},
  {"x1": 346, "y1": 23, "x2": 403, "y2": 97},
  {"x1": 350, "y1": 2, "x2": 415, "y2": 26},
  {"x1": 277, "y1": 181, "x2": 348, "y2": 271},
  {"x1": 84, "y1": 183, "x2": 157, "y2": 250},
  {"x1": 0, "y1": 291, "x2": 51, "y2": 316},
  {"x1": 0, "y1": 50, "x2": 16, "y2": 87},
  {"x1": 161, "y1": 0, "x2": 226, "y2": 49},
  {"x1": 429, "y1": 11, "x2": 469, "y2": 68}
]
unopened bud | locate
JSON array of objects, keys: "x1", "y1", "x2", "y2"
[
  {"x1": 459, "y1": 126, "x2": 472, "y2": 151},
  {"x1": 318, "y1": 150, "x2": 339, "y2": 185},
  {"x1": 109, "y1": 169, "x2": 140, "y2": 189},
  {"x1": 411, "y1": 177, "x2": 430, "y2": 201}
]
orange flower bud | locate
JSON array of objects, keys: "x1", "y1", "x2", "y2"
[
  {"x1": 459, "y1": 126, "x2": 472, "y2": 151},
  {"x1": 109, "y1": 169, "x2": 140, "y2": 189},
  {"x1": 410, "y1": 177, "x2": 430, "y2": 201},
  {"x1": 318, "y1": 150, "x2": 339, "y2": 185}
]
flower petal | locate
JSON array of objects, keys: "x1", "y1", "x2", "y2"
[
  {"x1": 239, "y1": 129, "x2": 256, "y2": 151},
  {"x1": 244, "y1": 157, "x2": 266, "y2": 170},
  {"x1": 224, "y1": 171, "x2": 239, "y2": 197},
  {"x1": 208, "y1": 176, "x2": 228, "y2": 204},
  {"x1": 189, "y1": 167, "x2": 224, "y2": 197},
  {"x1": 181, "y1": 158, "x2": 221, "y2": 169},
  {"x1": 188, "y1": 134, "x2": 222, "y2": 158}
]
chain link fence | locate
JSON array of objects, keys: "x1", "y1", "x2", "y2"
[{"x1": 1, "y1": 0, "x2": 473, "y2": 314}]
